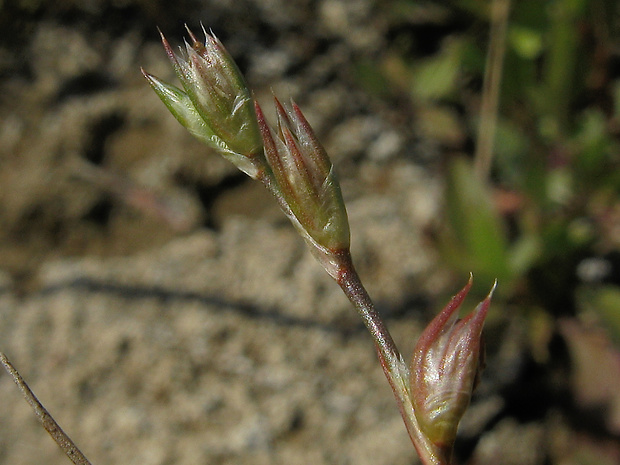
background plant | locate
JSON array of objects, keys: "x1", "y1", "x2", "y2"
[{"x1": 357, "y1": 0, "x2": 620, "y2": 460}]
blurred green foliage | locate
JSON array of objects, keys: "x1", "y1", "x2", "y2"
[
  {"x1": 441, "y1": 0, "x2": 620, "y2": 332},
  {"x1": 369, "y1": 1, "x2": 620, "y2": 455},
  {"x1": 357, "y1": 0, "x2": 620, "y2": 359}
]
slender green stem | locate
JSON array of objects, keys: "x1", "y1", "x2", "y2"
[
  {"x1": 544, "y1": 0, "x2": 582, "y2": 137},
  {"x1": 474, "y1": 0, "x2": 511, "y2": 180}
]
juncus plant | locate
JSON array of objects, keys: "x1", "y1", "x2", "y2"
[{"x1": 1, "y1": 26, "x2": 495, "y2": 465}]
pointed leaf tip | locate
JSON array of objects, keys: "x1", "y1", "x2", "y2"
[{"x1": 184, "y1": 24, "x2": 200, "y2": 46}]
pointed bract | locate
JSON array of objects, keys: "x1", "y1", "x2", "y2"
[
  {"x1": 255, "y1": 97, "x2": 350, "y2": 256},
  {"x1": 143, "y1": 28, "x2": 264, "y2": 178},
  {"x1": 410, "y1": 277, "x2": 494, "y2": 457}
]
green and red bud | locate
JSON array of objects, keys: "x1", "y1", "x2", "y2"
[
  {"x1": 142, "y1": 27, "x2": 263, "y2": 178},
  {"x1": 410, "y1": 277, "x2": 494, "y2": 458},
  {"x1": 255, "y1": 97, "x2": 350, "y2": 260},
  {"x1": 144, "y1": 27, "x2": 350, "y2": 277},
  {"x1": 143, "y1": 28, "x2": 497, "y2": 465}
]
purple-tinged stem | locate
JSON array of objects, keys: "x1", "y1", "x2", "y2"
[
  {"x1": 331, "y1": 251, "x2": 449, "y2": 465},
  {"x1": 334, "y1": 250, "x2": 399, "y2": 362}
]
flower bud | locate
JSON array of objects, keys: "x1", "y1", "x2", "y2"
[
  {"x1": 410, "y1": 277, "x2": 494, "y2": 455},
  {"x1": 142, "y1": 26, "x2": 263, "y2": 178},
  {"x1": 255, "y1": 97, "x2": 350, "y2": 256}
]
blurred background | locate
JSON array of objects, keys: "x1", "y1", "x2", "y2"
[{"x1": 1, "y1": 0, "x2": 620, "y2": 464}]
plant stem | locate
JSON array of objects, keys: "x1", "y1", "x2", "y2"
[
  {"x1": 544, "y1": 0, "x2": 581, "y2": 138},
  {"x1": 474, "y1": 0, "x2": 511, "y2": 180},
  {"x1": 333, "y1": 251, "x2": 449, "y2": 465},
  {"x1": 335, "y1": 251, "x2": 400, "y2": 362},
  {"x1": 0, "y1": 353, "x2": 93, "y2": 465}
]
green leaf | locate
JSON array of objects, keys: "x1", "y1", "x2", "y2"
[
  {"x1": 410, "y1": 40, "x2": 463, "y2": 101},
  {"x1": 441, "y1": 158, "x2": 512, "y2": 287},
  {"x1": 578, "y1": 285, "x2": 620, "y2": 346}
]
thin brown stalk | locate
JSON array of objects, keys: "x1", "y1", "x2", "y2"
[{"x1": 0, "y1": 353, "x2": 93, "y2": 465}]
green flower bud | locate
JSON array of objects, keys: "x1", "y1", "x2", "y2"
[
  {"x1": 255, "y1": 97, "x2": 350, "y2": 256},
  {"x1": 142, "y1": 27, "x2": 263, "y2": 178}
]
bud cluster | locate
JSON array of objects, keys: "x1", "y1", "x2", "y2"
[
  {"x1": 143, "y1": 27, "x2": 495, "y2": 465},
  {"x1": 143, "y1": 26, "x2": 349, "y2": 269},
  {"x1": 255, "y1": 97, "x2": 350, "y2": 271},
  {"x1": 142, "y1": 26, "x2": 263, "y2": 178}
]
